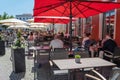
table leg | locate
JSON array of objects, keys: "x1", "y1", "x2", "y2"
[
  {"x1": 34, "y1": 50, "x2": 38, "y2": 80},
  {"x1": 68, "y1": 69, "x2": 75, "y2": 80},
  {"x1": 68, "y1": 70, "x2": 71, "y2": 80}
]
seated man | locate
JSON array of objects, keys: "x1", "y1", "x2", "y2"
[
  {"x1": 49, "y1": 34, "x2": 64, "y2": 50},
  {"x1": 102, "y1": 34, "x2": 117, "y2": 53}
]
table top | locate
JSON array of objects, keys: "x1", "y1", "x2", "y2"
[
  {"x1": 53, "y1": 58, "x2": 116, "y2": 70},
  {"x1": 29, "y1": 46, "x2": 50, "y2": 50}
]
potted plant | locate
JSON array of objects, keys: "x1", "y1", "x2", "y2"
[
  {"x1": 11, "y1": 30, "x2": 26, "y2": 73},
  {"x1": 0, "y1": 33, "x2": 5, "y2": 55},
  {"x1": 75, "y1": 54, "x2": 81, "y2": 63}
]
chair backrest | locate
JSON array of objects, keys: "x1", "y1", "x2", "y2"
[
  {"x1": 54, "y1": 48, "x2": 67, "y2": 52},
  {"x1": 113, "y1": 47, "x2": 120, "y2": 57},
  {"x1": 80, "y1": 52, "x2": 90, "y2": 58},
  {"x1": 50, "y1": 48, "x2": 68, "y2": 60},
  {"x1": 74, "y1": 51, "x2": 90, "y2": 58}
]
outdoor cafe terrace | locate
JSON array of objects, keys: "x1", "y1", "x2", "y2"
[
  {"x1": 0, "y1": 34, "x2": 120, "y2": 80},
  {"x1": 1, "y1": 0, "x2": 120, "y2": 79}
]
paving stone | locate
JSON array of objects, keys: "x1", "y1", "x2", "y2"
[{"x1": 0, "y1": 47, "x2": 69, "y2": 80}]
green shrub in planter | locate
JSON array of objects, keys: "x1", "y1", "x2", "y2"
[
  {"x1": 0, "y1": 33, "x2": 3, "y2": 41},
  {"x1": 11, "y1": 31, "x2": 26, "y2": 73},
  {"x1": 12, "y1": 31, "x2": 25, "y2": 49},
  {"x1": 75, "y1": 54, "x2": 81, "y2": 58}
]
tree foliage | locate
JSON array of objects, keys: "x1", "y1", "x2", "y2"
[
  {"x1": 0, "y1": 12, "x2": 14, "y2": 20},
  {"x1": 0, "y1": 12, "x2": 14, "y2": 29}
]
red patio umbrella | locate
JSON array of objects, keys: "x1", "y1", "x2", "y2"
[
  {"x1": 34, "y1": 1, "x2": 120, "y2": 18},
  {"x1": 33, "y1": 0, "x2": 120, "y2": 52},
  {"x1": 34, "y1": 16, "x2": 76, "y2": 24}
]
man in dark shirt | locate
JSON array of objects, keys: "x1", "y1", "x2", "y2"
[{"x1": 102, "y1": 34, "x2": 117, "y2": 53}]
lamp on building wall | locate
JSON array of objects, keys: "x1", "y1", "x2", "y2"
[
  {"x1": 72, "y1": 23, "x2": 75, "y2": 31},
  {"x1": 72, "y1": 26, "x2": 75, "y2": 31}
]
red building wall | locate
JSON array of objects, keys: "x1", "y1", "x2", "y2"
[
  {"x1": 90, "y1": 0, "x2": 104, "y2": 41},
  {"x1": 91, "y1": 15, "x2": 99, "y2": 40},
  {"x1": 91, "y1": 0, "x2": 113, "y2": 41},
  {"x1": 115, "y1": 0, "x2": 120, "y2": 46}
]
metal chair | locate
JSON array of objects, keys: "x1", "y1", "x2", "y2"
[
  {"x1": 84, "y1": 67, "x2": 120, "y2": 80},
  {"x1": 49, "y1": 48, "x2": 69, "y2": 80},
  {"x1": 103, "y1": 47, "x2": 120, "y2": 62}
]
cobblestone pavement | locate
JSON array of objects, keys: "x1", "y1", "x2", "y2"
[
  {"x1": 0, "y1": 47, "x2": 52, "y2": 80},
  {"x1": 0, "y1": 47, "x2": 89, "y2": 80},
  {"x1": 0, "y1": 47, "x2": 88, "y2": 80}
]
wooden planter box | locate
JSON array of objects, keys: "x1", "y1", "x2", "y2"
[
  {"x1": 0, "y1": 41, "x2": 5, "y2": 55},
  {"x1": 11, "y1": 48, "x2": 26, "y2": 73}
]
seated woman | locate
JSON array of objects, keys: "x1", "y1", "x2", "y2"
[
  {"x1": 27, "y1": 32, "x2": 35, "y2": 47},
  {"x1": 89, "y1": 41, "x2": 98, "y2": 57}
]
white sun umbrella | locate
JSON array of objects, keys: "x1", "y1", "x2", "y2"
[
  {"x1": 0, "y1": 18, "x2": 28, "y2": 25},
  {"x1": 7, "y1": 24, "x2": 29, "y2": 29},
  {"x1": 27, "y1": 18, "x2": 34, "y2": 23},
  {"x1": 27, "y1": 19, "x2": 48, "y2": 31},
  {"x1": 29, "y1": 23, "x2": 47, "y2": 31}
]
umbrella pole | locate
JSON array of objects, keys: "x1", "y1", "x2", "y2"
[
  {"x1": 53, "y1": 19, "x2": 55, "y2": 34},
  {"x1": 53, "y1": 23, "x2": 54, "y2": 34},
  {"x1": 69, "y1": 0, "x2": 72, "y2": 52}
]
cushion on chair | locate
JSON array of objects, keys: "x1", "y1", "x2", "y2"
[{"x1": 53, "y1": 70, "x2": 68, "y2": 75}]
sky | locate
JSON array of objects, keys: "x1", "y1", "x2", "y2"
[{"x1": 0, "y1": 0, "x2": 34, "y2": 16}]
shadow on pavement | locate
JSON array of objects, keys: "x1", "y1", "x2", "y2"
[{"x1": 9, "y1": 71, "x2": 25, "y2": 80}]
